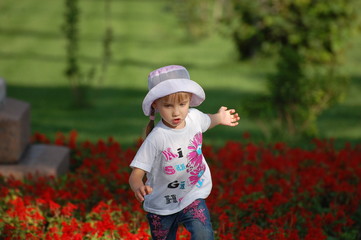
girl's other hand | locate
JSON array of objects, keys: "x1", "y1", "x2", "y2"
[
  {"x1": 218, "y1": 106, "x2": 240, "y2": 127},
  {"x1": 135, "y1": 185, "x2": 153, "y2": 202},
  {"x1": 208, "y1": 106, "x2": 240, "y2": 129}
]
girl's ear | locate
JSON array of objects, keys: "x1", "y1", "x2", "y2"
[{"x1": 151, "y1": 102, "x2": 157, "y2": 109}]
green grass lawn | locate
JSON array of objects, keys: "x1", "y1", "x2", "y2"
[{"x1": 1, "y1": 0, "x2": 360, "y2": 149}]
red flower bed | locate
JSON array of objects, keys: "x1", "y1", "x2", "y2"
[{"x1": 1, "y1": 131, "x2": 360, "y2": 239}]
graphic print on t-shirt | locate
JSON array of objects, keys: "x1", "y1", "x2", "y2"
[
  {"x1": 130, "y1": 109, "x2": 213, "y2": 214},
  {"x1": 162, "y1": 148, "x2": 179, "y2": 161},
  {"x1": 162, "y1": 132, "x2": 206, "y2": 205},
  {"x1": 186, "y1": 132, "x2": 205, "y2": 186},
  {"x1": 162, "y1": 147, "x2": 186, "y2": 175}
]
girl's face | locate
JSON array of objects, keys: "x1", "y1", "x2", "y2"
[{"x1": 152, "y1": 92, "x2": 191, "y2": 129}]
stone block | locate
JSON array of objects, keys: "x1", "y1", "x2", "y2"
[
  {"x1": 0, "y1": 97, "x2": 31, "y2": 163},
  {"x1": 0, "y1": 144, "x2": 70, "y2": 179}
]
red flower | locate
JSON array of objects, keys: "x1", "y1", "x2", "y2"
[
  {"x1": 49, "y1": 200, "x2": 61, "y2": 215},
  {"x1": 2, "y1": 132, "x2": 360, "y2": 239},
  {"x1": 61, "y1": 202, "x2": 78, "y2": 217}
]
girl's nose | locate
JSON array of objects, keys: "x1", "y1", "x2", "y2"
[{"x1": 173, "y1": 106, "x2": 180, "y2": 116}]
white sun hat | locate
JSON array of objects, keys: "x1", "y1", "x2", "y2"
[{"x1": 142, "y1": 65, "x2": 205, "y2": 116}]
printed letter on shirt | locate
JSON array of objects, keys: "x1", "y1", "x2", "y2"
[
  {"x1": 164, "y1": 166, "x2": 176, "y2": 175},
  {"x1": 164, "y1": 195, "x2": 178, "y2": 204},
  {"x1": 162, "y1": 148, "x2": 178, "y2": 161}
]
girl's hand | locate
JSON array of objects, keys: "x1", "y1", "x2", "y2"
[
  {"x1": 217, "y1": 106, "x2": 240, "y2": 126},
  {"x1": 208, "y1": 106, "x2": 240, "y2": 129},
  {"x1": 129, "y1": 168, "x2": 152, "y2": 202},
  {"x1": 134, "y1": 185, "x2": 153, "y2": 202}
]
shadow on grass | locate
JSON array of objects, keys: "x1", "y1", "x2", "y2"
[
  {"x1": 7, "y1": 85, "x2": 146, "y2": 148},
  {"x1": 7, "y1": 84, "x2": 264, "y2": 148},
  {"x1": 7, "y1": 84, "x2": 361, "y2": 149},
  {"x1": 350, "y1": 74, "x2": 361, "y2": 89}
]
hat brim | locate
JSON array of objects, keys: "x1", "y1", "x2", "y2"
[{"x1": 142, "y1": 78, "x2": 205, "y2": 116}]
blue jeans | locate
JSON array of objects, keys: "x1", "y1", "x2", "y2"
[{"x1": 147, "y1": 199, "x2": 214, "y2": 240}]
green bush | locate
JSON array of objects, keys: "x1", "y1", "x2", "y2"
[
  {"x1": 268, "y1": 0, "x2": 360, "y2": 136},
  {"x1": 218, "y1": 0, "x2": 361, "y2": 136}
]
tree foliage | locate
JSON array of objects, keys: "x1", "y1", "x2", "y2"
[
  {"x1": 63, "y1": 0, "x2": 88, "y2": 107},
  {"x1": 172, "y1": 0, "x2": 361, "y2": 137},
  {"x1": 62, "y1": 0, "x2": 113, "y2": 108},
  {"x1": 256, "y1": 0, "x2": 360, "y2": 136}
]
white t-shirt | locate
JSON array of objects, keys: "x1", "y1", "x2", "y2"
[{"x1": 130, "y1": 108, "x2": 212, "y2": 215}]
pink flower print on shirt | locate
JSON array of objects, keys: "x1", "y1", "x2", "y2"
[
  {"x1": 188, "y1": 162, "x2": 206, "y2": 186},
  {"x1": 186, "y1": 132, "x2": 203, "y2": 171},
  {"x1": 162, "y1": 148, "x2": 178, "y2": 161}
]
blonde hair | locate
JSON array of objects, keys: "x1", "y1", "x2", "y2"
[{"x1": 145, "y1": 92, "x2": 191, "y2": 137}]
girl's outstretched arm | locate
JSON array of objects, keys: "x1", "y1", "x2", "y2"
[
  {"x1": 129, "y1": 168, "x2": 153, "y2": 202},
  {"x1": 208, "y1": 106, "x2": 240, "y2": 129}
]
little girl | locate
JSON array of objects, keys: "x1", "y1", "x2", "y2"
[{"x1": 129, "y1": 65, "x2": 240, "y2": 239}]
